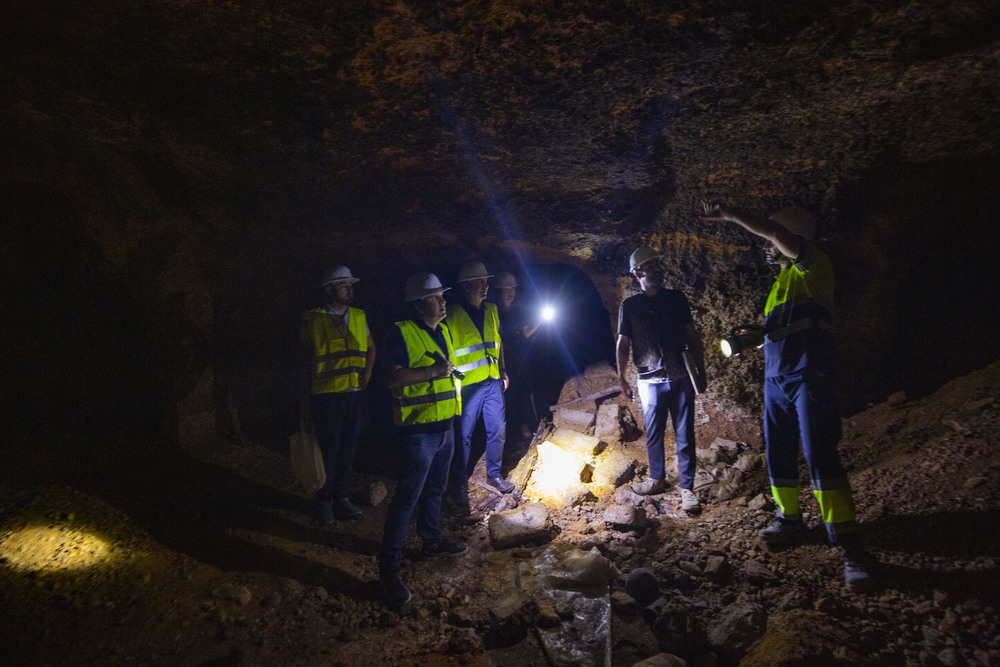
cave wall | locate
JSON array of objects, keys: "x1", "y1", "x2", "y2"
[{"x1": 3, "y1": 0, "x2": 1000, "y2": 459}]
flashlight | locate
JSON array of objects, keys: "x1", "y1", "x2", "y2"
[
  {"x1": 541, "y1": 305, "x2": 555, "y2": 322},
  {"x1": 425, "y1": 351, "x2": 465, "y2": 380},
  {"x1": 720, "y1": 326, "x2": 764, "y2": 358}
]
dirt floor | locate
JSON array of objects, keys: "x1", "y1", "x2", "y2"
[{"x1": 2, "y1": 361, "x2": 1000, "y2": 666}]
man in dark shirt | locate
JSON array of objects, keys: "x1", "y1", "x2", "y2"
[{"x1": 617, "y1": 245, "x2": 707, "y2": 513}]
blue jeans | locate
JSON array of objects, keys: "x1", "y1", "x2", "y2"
[
  {"x1": 378, "y1": 428, "x2": 454, "y2": 574},
  {"x1": 450, "y1": 377, "x2": 506, "y2": 500},
  {"x1": 638, "y1": 377, "x2": 696, "y2": 489},
  {"x1": 311, "y1": 391, "x2": 361, "y2": 502}
]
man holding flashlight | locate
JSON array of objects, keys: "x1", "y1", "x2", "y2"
[
  {"x1": 617, "y1": 246, "x2": 706, "y2": 514},
  {"x1": 702, "y1": 202, "x2": 871, "y2": 592},
  {"x1": 445, "y1": 261, "x2": 513, "y2": 519},
  {"x1": 378, "y1": 272, "x2": 467, "y2": 605}
]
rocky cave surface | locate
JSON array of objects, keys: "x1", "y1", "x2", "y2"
[{"x1": 3, "y1": 0, "x2": 1000, "y2": 665}]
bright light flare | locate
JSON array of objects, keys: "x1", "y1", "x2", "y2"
[
  {"x1": 528, "y1": 441, "x2": 585, "y2": 504},
  {"x1": 0, "y1": 525, "x2": 112, "y2": 573},
  {"x1": 541, "y1": 305, "x2": 555, "y2": 322}
]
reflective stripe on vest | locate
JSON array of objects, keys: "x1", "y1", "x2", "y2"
[
  {"x1": 391, "y1": 320, "x2": 461, "y2": 426},
  {"x1": 446, "y1": 302, "x2": 500, "y2": 385},
  {"x1": 305, "y1": 307, "x2": 368, "y2": 394}
]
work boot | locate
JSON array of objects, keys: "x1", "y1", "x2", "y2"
[
  {"x1": 333, "y1": 497, "x2": 363, "y2": 520},
  {"x1": 632, "y1": 477, "x2": 667, "y2": 496},
  {"x1": 842, "y1": 547, "x2": 874, "y2": 593},
  {"x1": 679, "y1": 488, "x2": 701, "y2": 514},
  {"x1": 379, "y1": 570, "x2": 412, "y2": 605},
  {"x1": 487, "y1": 476, "x2": 515, "y2": 494},
  {"x1": 314, "y1": 500, "x2": 335, "y2": 527},
  {"x1": 757, "y1": 516, "x2": 809, "y2": 543},
  {"x1": 421, "y1": 540, "x2": 469, "y2": 558}
]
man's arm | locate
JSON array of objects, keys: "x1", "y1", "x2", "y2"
[
  {"x1": 361, "y1": 333, "x2": 376, "y2": 390},
  {"x1": 299, "y1": 324, "x2": 314, "y2": 429},
  {"x1": 385, "y1": 361, "x2": 454, "y2": 389},
  {"x1": 685, "y1": 323, "x2": 707, "y2": 383},
  {"x1": 616, "y1": 334, "x2": 634, "y2": 401},
  {"x1": 702, "y1": 202, "x2": 802, "y2": 259}
]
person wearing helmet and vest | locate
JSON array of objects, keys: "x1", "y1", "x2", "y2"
[
  {"x1": 445, "y1": 260, "x2": 514, "y2": 516},
  {"x1": 617, "y1": 245, "x2": 707, "y2": 515},
  {"x1": 702, "y1": 201, "x2": 872, "y2": 592},
  {"x1": 492, "y1": 271, "x2": 544, "y2": 440},
  {"x1": 300, "y1": 266, "x2": 376, "y2": 525},
  {"x1": 378, "y1": 272, "x2": 468, "y2": 605}
]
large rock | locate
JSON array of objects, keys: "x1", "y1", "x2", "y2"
[
  {"x1": 592, "y1": 449, "x2": 637, "y2": 487},
  {"x1": 595, "y1": 402, "x2": 622, "y2": 441},
  {"x1": 524, "y1": 440, "x2": 593, "y2": 506},
  {"x1": 488, "y1": 503, "x2": 554, "y2": 549},
  {"x1": 707, "y1": 602, "x2": 768, "y2": 661},
  {"x1": 555, "y1": 407, "x2": 596, "y2": 432},
  {"x1": 549, "y1": 429, "x2": 603, "y2": 459},
  {"x1": 741, "y1": 610, "x2": 853, "y2": 666}
]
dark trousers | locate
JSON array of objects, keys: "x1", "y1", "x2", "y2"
[
  {"x1": 311, "y1": 391, "x2": 361, "y2": 502},
  {"x1": 451, "y1": 377, "x2": 506, "y2": 500},
  {"x1": 378, "y1": 428, "x2": 454, "y2": 574},
  {"x1": 764, "y1": 369, "x2": 856, "y2": 541},
  {"x1": 638, "y1": 376, "x2": 696, "y2": 489}
]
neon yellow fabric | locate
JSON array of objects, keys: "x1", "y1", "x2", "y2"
[
  {"x1": 812, "y1": 487, "x2": 856, "y2": 525},
  {"x1": 764, "y1": 244, "x2": 834, "y2": 319},
  {"x1": 770, "y1": 484, "x2": 801, "y2": 518},
  {"x1": 391, "y1": 320, "x2": 461, "y2": 426},
  {"x1": 446, "y1": 302, "x2": 501, "y2": 385},
  {"x1": 304, "y1": 307, "x2": 368, "y2": 394}
]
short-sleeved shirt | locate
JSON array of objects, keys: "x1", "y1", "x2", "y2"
[
  {"x1": 618, "y1": 289, "x2": 693, "y2": 381},
  {"x1": 763, "y1": 242, "x2": 836, "y2": 378},
  {"x1": 383, "y1": 316, "x2": 455, "y2": 433}
]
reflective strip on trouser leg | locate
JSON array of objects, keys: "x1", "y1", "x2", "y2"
[
  {"x1": 770, "y1": 482, "x2": 802, "y2": 522},
  {"x1": 812, "y1": 482, "x2": 857, "y2": 541}
]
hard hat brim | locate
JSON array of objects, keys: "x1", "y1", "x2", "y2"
[
  {"x1": 406, "y1": 286, "x2": 451, "y2": 302},
  {"x1": 321, "y1": 277, "x2": 361, "y2": 287}
]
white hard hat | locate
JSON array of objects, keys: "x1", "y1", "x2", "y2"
[
  {"x1": 404, "y1": 272, "x2": 450, "y2": 302},
  {"x1": 770, "y1": 208, "x2": 816, "y2": 241},
  {"x1": 629, "y1": 245, "x2": 662, "y2": 272},
  {"x1": 493, "y1": 271, "x2": 518, "y2": 288},
  {"x1": 320, "y1": 266, "x2": 360, "y2": 287},
  {"x1": 457, "y1": 261, "x2": 493, "y2": 282}
]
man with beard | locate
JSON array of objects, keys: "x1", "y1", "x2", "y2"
[
  {"x1": 617, "y1": 246, "x2": 706, "y2": 514},
  {"x1": 300, "y1": 266, "x2": 375, "y2": 525}
]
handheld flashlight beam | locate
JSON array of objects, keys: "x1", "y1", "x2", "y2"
[{"x1": 541, "y1": 305, "x2": 555, "y2": 322}]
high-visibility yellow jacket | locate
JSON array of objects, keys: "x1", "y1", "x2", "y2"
[
  {"x1": 391, "y1": 320, "x2": 461, "y2": 426},
  {"x1": 763, "y1": 242, "x2": 835, "y2": 377},
  {"x1": 445, "y1": 302, "x2": 501, "y2": 386},
  {"x1": 304, "y1": 307, "x2": 368, "y2": 394}
]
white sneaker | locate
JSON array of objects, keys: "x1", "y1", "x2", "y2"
[
  {"x1": 680, "y1": 488, "x2": 701, "y2": 513},
  {"x1": 632, "y1": 477, "x2": 667, "y2": 495}
]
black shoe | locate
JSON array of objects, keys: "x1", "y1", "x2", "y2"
[
  {"x1": 333, "y1": 497, "x2": 363, "y2": 520},
  {"x1": 379, "y1": 570, "x2": 412, "y2": 605},
  {"x1": 842, "y1": 546, "x2": 875, "y2": 593},
  {"x1": 757, "y1": 516, "x2": 809, "y2": 543},
  {"x1": 314, "y1": 501, "x2": 335, "y2": 527},
  {"x1": 421, "y1": 540, "x2": 468, "y2": 558},
  {"x1": 487, "y1": 477, "x2": 515, "y2": 494}
]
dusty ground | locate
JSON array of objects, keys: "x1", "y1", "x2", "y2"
[{"x1": 2, "y1": 361, "x2": 1000, "y2": 666}]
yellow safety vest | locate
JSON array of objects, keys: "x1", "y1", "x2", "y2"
[
  {"x1": 304, "y1": 307, "x2": 368, "y2": 394},
  {"x1": 445, "y1": 302, "x2": 501, "y2": 386},
  {"x1": 391, "y1": 320, "x2": 461, "y2": 426}
]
